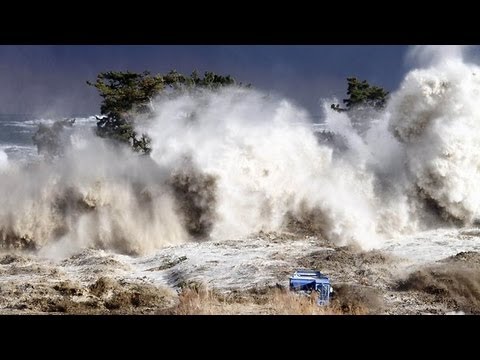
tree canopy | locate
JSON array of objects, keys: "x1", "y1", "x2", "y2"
[
  {"x1": 32, "y1": 118, "x2": 76, "y2": 158},
  {"x1": 331, "y1": 77, "x2": 389, "y2": 112},
  {"x1": 88, "y1": 70, "x2": 241, "y2": 154}
]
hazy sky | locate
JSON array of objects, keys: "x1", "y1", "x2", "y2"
[{"x1": 0, "y1": 45, "x2": 411, "y2": 117}]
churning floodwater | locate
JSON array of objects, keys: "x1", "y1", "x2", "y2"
[{"x1": 2, "y1": 46, "x2": 480, "y2": 267}]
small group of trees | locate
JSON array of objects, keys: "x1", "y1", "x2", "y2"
[
  {"x1": 331, "y1": 77, "x2": 389, "y2": 112},
  {"x1": 86, "y1": 70, "x2": 240, "y2": 154},
  {"x1": 32, "y1": 118, "x2": 75, "y2": 157},
  {"x1": 330, "y1": 77, "x2": 389, "y2": 136}
]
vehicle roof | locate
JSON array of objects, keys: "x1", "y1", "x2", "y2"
[{"x1": 293, "y1": 269, "x2": 327, "y2": 277}]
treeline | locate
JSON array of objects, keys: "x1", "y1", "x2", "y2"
[{"x1": 33, "y1": 70, "x2": 389, "y2": 156}]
